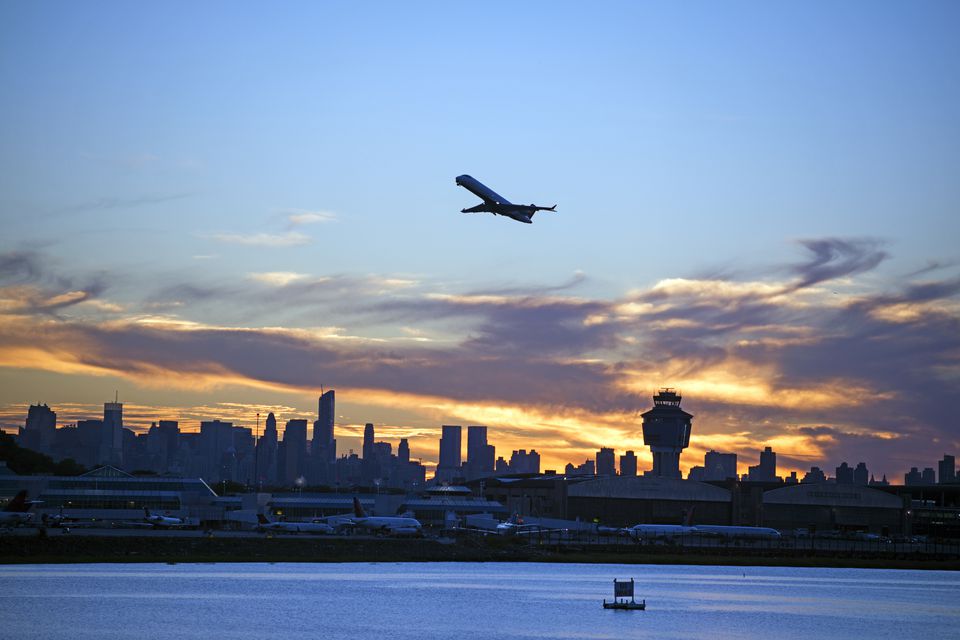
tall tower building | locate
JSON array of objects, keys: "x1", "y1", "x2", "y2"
[
  {"x1": 100, "y1": 400, "x2": 124, "y2": 467},
  {"x1": 748, "y1": 446, "x2": 778, "y2": 482},
  {"x1": 640, "y1": 389, "x2": 692, "y2": 479},
  {"x1": 282, "y1": 419, "x2": 308, "y2": 484},
  {"x1": 620, "y1": 451, "x2": 638, "y2": 477},
  {"x1": 398, "y1": 438, "x2": 411, "y2": 464},
  {"x1": 257, "y1": 413, "x2": 278, "y2": 486},
  {"x1": 466, "y1": 425, "x2": 495, "y2": 479},
  {"x1": 596, "y1": 447, "x2": 616, "y2": 476},
  {"x1": 362, "y1": 423, "x2": 375, "y2": 460},
  {"x1": 939, "y1": 455, "x2": 956, "y2": 484},
  {"x1": 853, "y1": 462, "x2": 869, "y2": 485},
  {"x1": 313, "y1": 390, "x2": 336, "y2": 464},
  {"x1": 437, "y1": 425, "x2": 462, "y2": 480},
  {"x1": 23, "y1": 403, "x2": 56, "y2": 454}
]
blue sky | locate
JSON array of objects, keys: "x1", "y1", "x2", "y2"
[{"x1": 1, "y1": 2, "x2": 958, "y2": 478}]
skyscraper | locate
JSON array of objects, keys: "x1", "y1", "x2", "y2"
[
  {"x1": 854, "y1": 462, "x2": 869, "y2": 485},
  {"x1": 310, "y1": 390, "x2": 336, "y2": 485},
  {"x1": 100, "y1": 400, "x2": 123, "y2": 467},
  {"x1": 362, "y1": 423, "x2": 375, "y2": 460},
  {"x1": 835, "y1": 462, "x2": 854, "y2": 484},
  {"x1": 437, "y1": 425, "x2": 462, "y2": 480},
  {"x1": 23, "y1": 403, "x2": 56, "y2": 454},
  {"x1": 619, "y1": 451, "x2": 638, "y2": 477},
  {"x1": 640, "y1": 389, "x2": 692, "y2": 478},
  {"x1": 398, "y1": 438, "x2": 410, "y2": 464},
  {"x1": 281, "y1": 419, "x2": 308, "y2": 484},
  {"x1": 704, "y1": 450, "x2": 737, "y2": 481},
  {"x1": 748, "y1": 446, "x2": 777, "y2": 482},
  {"x1": 938, "y1": 455, "x2": 956, "y2": 484},
  {"x1": 256, "y1": 413, "x2": 278, "y2": 487},
  {"x1": 596, "y1": 447, "x2": 616, "y2": 476},
  {"x1": 465, "y1": 425, "x2": 494, "y2": 479},
  {"x1": 313, "y1": 390, "x2": 336, "y2": 464}
]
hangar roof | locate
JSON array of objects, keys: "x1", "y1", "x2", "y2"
[
  {"x1": 568, "y1": 476, "x2": 730, "y2": 502},
  {"x1": 764, "y1": 482, "x2": 903, "y2": 508}
]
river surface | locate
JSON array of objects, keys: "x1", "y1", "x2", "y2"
[{"x1": 1, "y1": 562, "x2": 957, "y2": 639}]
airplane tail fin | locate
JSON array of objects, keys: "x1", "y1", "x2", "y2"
[
  {"x1": 545, "y1": 205, "x2": 557, "y2": 211},
  {"x1": 4, "y1": 491, "x2": 29, "y2": 513},
  {"x1": 353, "y1": 497, "x2": 367, "y2": 518}
]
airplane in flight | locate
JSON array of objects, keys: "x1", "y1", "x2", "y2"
[
  {"x1": 143, "y1": 507, "x2": 188, "y2": 528},
  {"x1": 455, "y1": 174, "x2": 556, "y2": 224},
  {"x1": 0, "y1": 490, "x2": 36, "y2": 526},
  {"x1": 256, "y1": 514, "x2": 335, "y2": 535},
  {"x1": 351, "y1": 497, "x2": 423, "y2": 536}
]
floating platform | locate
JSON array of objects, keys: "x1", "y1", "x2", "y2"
[
  {"x1": 603, "y1": 600, "x2": 646, "y2": 610},
  {"x1": 602, "y1": 578, "x2": 646, "y2": 610}
]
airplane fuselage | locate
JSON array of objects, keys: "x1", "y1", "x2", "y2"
[{"x1": 455, "y1": 175, "x2": 555, "y2": 224}]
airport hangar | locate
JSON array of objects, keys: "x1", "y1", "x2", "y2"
[{"x1": 517, "y1": 475, "x2": 906, "y2": 534}]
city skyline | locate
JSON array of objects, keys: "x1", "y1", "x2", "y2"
[
  {"x1": 1, "y1": 4, "x2": 958, "y2": 484},
  {"x1": 5, "y1": 390, "x2": 955, "y2": 483}
]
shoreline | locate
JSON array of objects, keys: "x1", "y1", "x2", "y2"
[{"x1": 3, "y1": 535, "x2": 958, "y2": 571}]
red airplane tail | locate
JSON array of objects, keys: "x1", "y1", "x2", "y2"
[
  {"x1": 4, "y1": 490, "x2": 30, "y2": 513},
  {"x1": 353, "y1": 497, "x2": 367, "y2": 518}
]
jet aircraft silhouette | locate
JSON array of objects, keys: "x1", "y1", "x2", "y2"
[{"x1": 455, "y1": 175, "x2": 556, "y2": 224}]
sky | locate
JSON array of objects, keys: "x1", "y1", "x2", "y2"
[{"x1": 1, "y1": 2, "x2": 958, "y2": 480}]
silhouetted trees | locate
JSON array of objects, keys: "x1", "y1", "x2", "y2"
[{"x1": 0, "y1": 432, "x2": 86, "y2": 476}]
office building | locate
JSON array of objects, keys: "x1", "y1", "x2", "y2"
[
  {"x1": 436, "y1": 425, "x2": 462, "y2": 481},
  {"x1": 21, "y1": 403, "x2": 56, "y2": 455},
  {"x1": 704, "y1": 450, "x2": 738, "y2": 481},
  {"x1": 939, "y1": 455, "x2": 956, "y2": 484},
  {"x1": 747, "y1": 446, "x2": 777, "y2": 482},
  {"x1": 100, "y1": 401, "x2": 124, "y2": 467},
  {"x1": 596, "y1": 447, "x2": 616, "y2": 476},
  {"x1": 619, "y1": 451, "x2": 637, "y2": 477},
  {"x1": 465, "y1": 426, "x2": 495, "y2": 480},
  {"x1": 836, "y1": 462, "x2": 854, "y2": 484}
]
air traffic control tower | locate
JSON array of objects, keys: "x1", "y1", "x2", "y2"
[{"x1": 641, "y1": 388, "x2": 692, "y2": 478}]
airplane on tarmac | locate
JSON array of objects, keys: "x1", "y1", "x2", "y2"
[
  {"x1": 143, "y1": 507, "x2": 189, "y2": 528},
  {"x1": 256, "y1": 514, "x2": 335, "y2": 535},
  {"x1": 622, "y1": 523, "x2": 697, "y2": 540},
  {"x1": 455, "y1": 174, "x2": 557, "y2": 224},
  {"x1": 0, "y1": 490, "x2": 36, "y2": 526},
  {"x1": 351, "y1": 497, "x2": 423, "y2": 536},
  {"x1": 692, "y1": 525, "x2": 782, "y2": 540},
  {"x1": 622, "y1": 508, "x2": 696, "y2": 540}
]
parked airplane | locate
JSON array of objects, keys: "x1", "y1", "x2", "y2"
[
  {"x1": 351, "y1": 497, "x2": 423, "y2": 536},
  {"x1": 256, "y1": 514, "x2": 335, "y2": 535},
  {"x1": 455, "y1": 174, "x2": 556, "y2": 224},
  {"x1": 623, "y1": 523, "x2": 697, "y2": 540},
  {"x1": 693, "y1": 525, "x2": 782, "y2": 540},
  {"x1": 143, "y1": 507, "x2": 188, "y2": 528},
  {"x1": 623, "y1": 508, "x2": 697, "y2": 540},
  {"x1": 0, "y1": 490, "x2": 36, "y2": 526}
]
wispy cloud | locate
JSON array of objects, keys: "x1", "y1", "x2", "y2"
[
  {"x1": 283, "y1": 209, "x2": 338, "y2": 227},
  {"x1": 50, "y1": 192, "x2": 196, "y2": 216},
  {"x1": 248, "y1": 272, "x2": 312, "y2": 287},
  {"x1": 209, "y1": 231, "x2": 310, "y2": 247},
  {"x1": 0, "y1": 240, "x2": 957, "y2": 476}
]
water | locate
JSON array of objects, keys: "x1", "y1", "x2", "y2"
[{"x1": 1, "y1": 563, "x2": 957, "y2": 640}]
